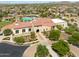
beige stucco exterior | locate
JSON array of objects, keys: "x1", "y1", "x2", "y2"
[{"x1": 10, "y1": 26, "x2": 52, "y2": 35}]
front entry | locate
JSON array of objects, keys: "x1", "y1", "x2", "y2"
[{"x1": 36, "y1": 29, "x2": 39, "y2": 32}]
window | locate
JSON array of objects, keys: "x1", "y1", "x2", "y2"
[
  {"x1": 16, "y1": 30, "x2": 19, "y2": 34},
  {"x1": 29, "y1": 28, "x2": 31, "y2": 31},
  {"x1": 22, "y1": 29, "x2": 25, "y2": 32}
]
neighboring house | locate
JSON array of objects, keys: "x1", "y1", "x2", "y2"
[
  {"x1": 2, "y1": 18, "x2": 55, "y2": 35},
  {"x1": 51, "y1": 18, "x2": 68, "y2": 28},
  {"x1": 2, "y1": 16, "x2": 14, "y2": 22}
]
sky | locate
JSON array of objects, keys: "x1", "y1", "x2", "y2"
[
  {"x1": 0, "y1": 0, "x2": 79, "y2": 2},
  {"x1": 0, "y1": 0, "x2": 79, "y2": 4}
]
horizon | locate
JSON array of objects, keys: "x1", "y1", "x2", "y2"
[{"x1": 0, "y1": 1, "x2": 79, "y2": 4}]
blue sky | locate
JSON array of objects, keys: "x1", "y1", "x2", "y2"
[{"x1": 0, "y1": 0, "x2": 79, "y2": 2}]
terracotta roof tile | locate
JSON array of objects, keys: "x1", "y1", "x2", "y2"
[
  {"x1": 32, "y1": 18, "x2": 55, "y2": 27},
  {"x1": 2, "y1": 18, "x2": 55, "y2": 30},
  {"x1": 2, "y1": 20, "x2": 32, "y2": 29}
]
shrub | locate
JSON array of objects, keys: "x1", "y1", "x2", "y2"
[
  {"x1": 35, "y1": 44, "x2": 49, "y2": 57},
  {"x1": 52, "y1": 40, "x2": 70, "y2": 56},
  {"x1": 68, "y1": 32, "x2": 79, "y2": 46},
  {"x1": 64, "y1": 27, "x2": 75, "y2": 35},
  {"x1": 49, "y1": 30, "x2": 61, "y2": 41},
  {"x1": 56, "y1": 25, "x2": 63, "y2": 30},
  {"x1": 3, "y1": 29, "x2": 13, "y2": 36},
  {"x1": 14, "y1": 36, "x2": 25, "y2": 44},
  {"x1": 30, "y1": 32, "x2": 36, "y2": 39},
  {"x1": 3, "y1": 37, "x2": 10, "y2": 40}
]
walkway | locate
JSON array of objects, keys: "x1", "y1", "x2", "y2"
[
  {"x1": 69, "y1": 44, "x2": 79, "y2": 57},
  {"x1": 23, "y1": 43, "x2": 38, "y2": 57},
  {"x1": 36, "y1": 33, "x2": 59, "y2": 57}
]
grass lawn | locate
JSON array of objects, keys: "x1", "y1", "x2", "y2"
[{"x1": 0, "y1": 21, "x2": 12, "y2": 28}]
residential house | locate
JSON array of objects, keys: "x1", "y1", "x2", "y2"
[{"x1": 2, "y1": 18, "x2": 55, "y2": 35}]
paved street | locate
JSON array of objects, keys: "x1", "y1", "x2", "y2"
[{"x1": 36, "y1": 33, "x2": 59, "y2": 57}]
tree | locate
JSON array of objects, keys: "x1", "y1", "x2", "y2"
[
  {"x1": 14, "y1": 36, "x2": 25, "y2": 44},
  {"x1": 52, "y1": 40, "x2": 70, "y2": 56},
  {"x1": 68, "y1": 32, "x2": 79, "y2": 46},
  {"x1": 35, "y1": 44, "x2": 49, "y2": 57},
  {"x1": 56, "y1": 25, "x2": 63, "y2": 30},
  {"x1": 30, "y1": 32, "x2": 36, "y2": 39},
  {"x1": 49, "y1": 30, "x2": 61, "y2": 41},
  {"x1": 3, "y1": 29, "x2": 13, "y2": 36}
]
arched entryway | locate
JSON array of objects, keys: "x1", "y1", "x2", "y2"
[{"x1": 36, "y1": 29, "x2": 39, "y2": 32}]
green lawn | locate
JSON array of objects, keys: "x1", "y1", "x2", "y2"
[{"x1": 0, "y1": 21, "x2": 12, "y2": 28}]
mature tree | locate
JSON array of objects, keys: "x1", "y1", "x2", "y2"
[
  {"x1": 68, "y1": 32, "x2": 79, "y2": 46},
  {"x1": 14, "y1": 36, "x2": 25, "y2": 44},
  {"x1": 52, "y1": 40, "x2": 70, "y2": 56},
  {"x1": 3, "y1": 29, "x2": 13, "y2": 36},
  {"x1": 49, "y1": 30, "x2": 61, "y2": 41},
  {"x1": 35, "y1": 44, "x2": 49, "y2": 57}
]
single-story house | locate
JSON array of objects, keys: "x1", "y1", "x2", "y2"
[
  {"x1": 51, "y1": 18, "x2": 68, "y2": 28},
  {"x1": 32, "y1": 18, "x2": 55, "y2": 32},
  {"x1": 2, "y1": 20, "x2": 32, "y2": 35},
  {"x1": 2, "y1": 18, "x2": 55, "y2": 35}
]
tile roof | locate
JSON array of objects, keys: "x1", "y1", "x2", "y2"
[
  {"x1": 32, "y1": 18, "x2": 55, "y2": 27},
  {"x1": 2, "y1": 20, "x2": 32, "y2": 29},
  {"x1": 2, "y1": 18, "x2": 55, "y2": 30}
]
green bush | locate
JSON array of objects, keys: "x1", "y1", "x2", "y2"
[
  {"x1": 35, "y1": 44, "x2": 49, "y2": 57},
  {"x1": 65, "y1": 24, "x2": 78, "y2": 35},
  {"x1": 3, "y1": 37, "x2": 10, "y2": 40},
  {"x1": 30, "y1": 32, "x2": 36, "y2": 39},
  {"x1": 49, "y1": 30, "x2": 61, "y2": 41},
  {"x1": 52, "y1": 40, "x2": 70, "y2": 56},
  {"x1": 64, "y1": 27, "x2": 75, "y2": 35},
  {"x1": 3, "y1": 29, "x2": 13, "y2": 36},
  {"x1": 68, "y1": 32, "x2": 79, "y2": 46},
  {"x1": 56, "y1": 25, "x2": 63, "y2": 30},
  {"x1": 14, "y1": 36, "x2": 25, "y2": 44}
]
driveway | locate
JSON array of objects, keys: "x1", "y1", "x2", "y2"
[{"x1": 0, "y1": 43, "x2": 29, "y2": 57}]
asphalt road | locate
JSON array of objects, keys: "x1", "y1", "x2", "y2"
[{"x1": 0, "y1": 43, "x2": 29, "y2": 57}]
